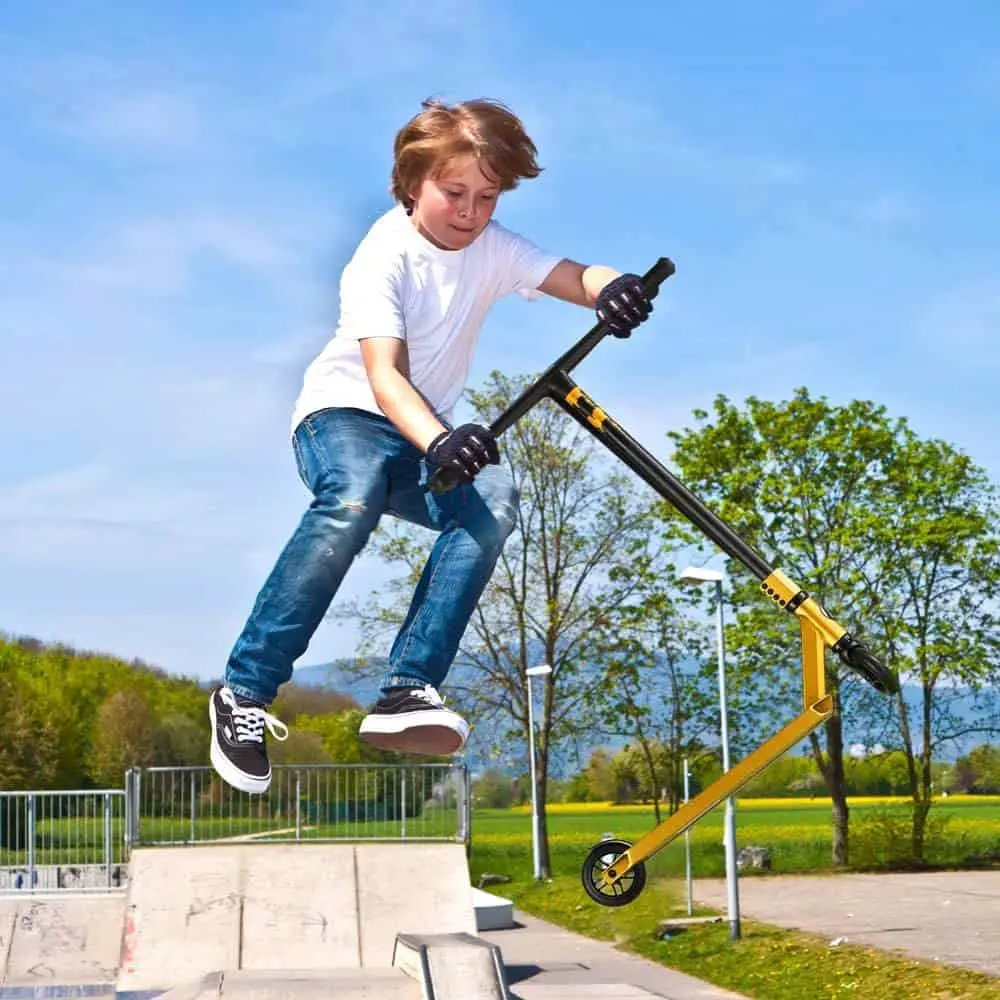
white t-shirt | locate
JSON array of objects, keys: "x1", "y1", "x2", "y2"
[{"x1": 291, "y1": 205, "x2": 562, "y2": 433}]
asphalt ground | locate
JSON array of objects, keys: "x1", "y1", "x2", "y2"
[{"x1": 695, "y1": 870, "x2": 1000, "y2": 977}]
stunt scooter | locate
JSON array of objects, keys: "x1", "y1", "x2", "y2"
[{"x1": 430, "y1": 257, "x2": 899, "y2": 907}]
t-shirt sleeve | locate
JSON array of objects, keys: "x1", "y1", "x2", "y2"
[
  {"x1": 492, "y1": 222, "x2": 563, "y2": 302},
  {"x1": 336, "y1": 243, "x2": 406, "y2": 342}
]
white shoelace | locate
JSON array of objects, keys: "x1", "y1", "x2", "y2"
[
  {"x1": 222, "y1": 687, "x2": 289, "y2": 744},
  {"x1": 411, "y1": 684, "x2": 446, "y2": 709}
]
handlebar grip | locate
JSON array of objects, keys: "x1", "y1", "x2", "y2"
[{"x1": 643, "y1": 257, "x2": 675, "y2": 298}]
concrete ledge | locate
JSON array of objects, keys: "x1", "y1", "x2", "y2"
[{"x1": 472, "y1": 888, "x2": 514, "y2": 931}]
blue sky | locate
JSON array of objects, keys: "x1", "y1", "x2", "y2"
[{"x1": 1, "y1": 1, "x2": 998, "y2": 686}]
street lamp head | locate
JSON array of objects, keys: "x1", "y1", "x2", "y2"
[
  {"x1": 526, "y1": 664, "x2": 553, "y2": 677},
  {"x1": 680, "y1": 566, "x2": 725, "y2": 585}
]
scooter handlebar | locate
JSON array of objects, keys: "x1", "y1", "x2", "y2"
[{"x1": 428, "y1": 255, "x2": 675, "y2": 495}]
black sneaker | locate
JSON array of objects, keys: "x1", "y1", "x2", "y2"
[
  {"x1": 209, "y1": 686, "x2": 289, "y2": 794},
  {"x1": 359, "y1": 685, "x2": 469, "y2": 755}
]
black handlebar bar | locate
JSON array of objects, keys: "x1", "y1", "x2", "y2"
[{"x1": 428, "y1": 256, "x2": 675, "y2": 495}]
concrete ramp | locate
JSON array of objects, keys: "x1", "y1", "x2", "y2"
[
  {"x1": 154, "y1": 933, "x2": 508, "y2": 1000},
  {"x1": 156, "y1": 968, "x2": 422, "y2": 1000},
  {"x1": 0, "y1": 894, "x2": 125, "y2": 992},
  {"x1": 118, "y1": 842, "x2": 476, "y2": 992}
]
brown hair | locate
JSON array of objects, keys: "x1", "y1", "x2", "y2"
[{"x1": 391, "y1": 97, "x2": 542, "y2": 210}]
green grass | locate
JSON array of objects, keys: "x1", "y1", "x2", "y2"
[
  {"x1": 498, "y1": 873, "x2": 1000, "y2": 999},
  {"x1": 471, "y1": 837, "x2": 1000, "y2": 1000},
  {"x1": 471, "y1": 797, "x2": 1000, "y2": 878},
  {"x1": 466, "y1": 798, "x2": 1000, "y2": 1000}
]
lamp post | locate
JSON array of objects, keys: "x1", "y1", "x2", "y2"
[
  {"x1": 526, "y1": 663, "x2": 552, "y2": 880},
  {"x1": 680, "y1": 565, "x2": 741, "y2": 940}
]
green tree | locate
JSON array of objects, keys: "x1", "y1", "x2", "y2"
[
  {"x1": 87, "y1": 689, "x2": 158, "y2": 787},
  {"x1": 857, "y1": 434, "x2": 1000, "y2": 856},
  {"x1": 472, "y1": 768, "x2": 516, "y2": 809},
  {"x1": 296, "y1": 709, "x2": 400, "y2": 764},
  {"x1": 665, "y1": 388, "x2": 998, "y2": 865},
  {"x1": 742, "y1": 754, "x2": 821, "y2": 798},
  {"x1": 962, "y1": 744, "x2": 1000, "y2": 794},
  {"x1": 153, "y1": 713, "x2": 209, "y2": 767},
  {"x1": 594, "y1": 538, "x2": 726, "y2": 821},
  {"x1": 0, "y1": 632, "x2": 214, "y2": 788},
  {"x1": 582, "y1": 748, "x2": 618, "y2": 802},
  {"x1": 563, "y1": 769, "x2": 591, "y2": 802},
  {"x1": 0, "y1": 672, "x2": 61, "y2": 789}
]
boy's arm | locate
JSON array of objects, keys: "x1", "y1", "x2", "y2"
[
  {"x1": 537, "y1": 259, "x2": 620, "y2": 306},
  {"x1": 360, "y1": 337, "x2": 499, "y2": 483},
  {"x1": 360, "y1": 337, "x2": 448, "y2": 451},
  {"x1": 538, "y1": 259, "x2": 653, "y2": 336}
]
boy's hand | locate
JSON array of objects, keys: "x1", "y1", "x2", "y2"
[
  {"x1": 595, "y1": 273, "x2": 653, "y2": 338},
  {"x1": 426, "y1": 424, "x2": 500, "y2": 484}
]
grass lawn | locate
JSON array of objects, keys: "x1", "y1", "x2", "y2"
[
  {"x1": 468, "y1": 797, "x2": 1000, "y2": 999},
  {"x1": 501, "y1": 873, "x2": 1000, "y2": 999},
  {"x1": 472, "y1": 796, "x2": 1000, "y2": 878}
]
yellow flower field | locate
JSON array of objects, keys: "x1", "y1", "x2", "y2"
[
  {"x1": 516, "y1": 794, "x2": 1000, "y2": 813},
  {"x1": 476, "y1": 793, "x2": 1000, "y2": 876}
]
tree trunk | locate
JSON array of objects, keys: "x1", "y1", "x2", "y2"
[
  {"x1": 830, "y1": 775, "x2": 850, "y2": 868},
  {"x1": 811, "y1": 689, "x2": 849, "y2": 867},
  {"x1": 910, "y1": 679, "x2": 935, "y2": 862},
  {"x1": 536, "y1": 747, "x2": 551, "y2": 879},
  {"x1": 637, "y1": 739, "x2": 662, "y2": 824},
  {"x1": 911, "y1": 796, "x2": 931, "y2": 862}
]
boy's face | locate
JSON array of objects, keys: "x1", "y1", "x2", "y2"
[{"x1": 409, "y1": 154, "x2": 500, "y2": 251}]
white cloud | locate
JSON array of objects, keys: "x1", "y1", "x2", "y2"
[
  {"x1": 5, "y1": 55, "x2": 208, "y2": 151},
  {"x1": 50, "y1": 210, "x2": 312, "y2": 296}
]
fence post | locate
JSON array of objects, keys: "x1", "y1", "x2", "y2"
[
  {"x1": 190, "y1": 771, "x2": 197, "y2": 845},
  {"x1": 124, "y1": 770, "x2": 133, "y2": 853},
  {"x1": 457, "y1": 765, "x2": 470, "y2": 844},
  {"x1": 104, "y1": 792, "x2": 114, "y2": 889},
  {"x1": 26, "y1": 794, "x2": 36, "y2": 888},
  {"x1": 295, "y1": 772, "x2": 302, "y2": 841},
  {"x1": 132, "y1": 770, "x2": 143, "y2": 847},
  {"x1": 401, "y1": 772, "x2": 407, "y2": 841}
]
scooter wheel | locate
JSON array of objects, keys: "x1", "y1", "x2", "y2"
[{"x1": 581, "y1": 838, "x2": 647, "y2": 907}]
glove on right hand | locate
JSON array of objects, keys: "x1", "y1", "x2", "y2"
[
  {"x1": 426, "y1": 423, "x2": 500, "y2": 484},
  {"x1": 595, "y1": 272, "x2": 654, "y2": 337}
]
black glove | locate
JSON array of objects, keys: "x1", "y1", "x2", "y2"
[
  {"x1": 426, "y1": 423, "x2": 500, "y2": 484},
  {"x1": 595, "y1": 272, "x2": 653, "y2": 338}
]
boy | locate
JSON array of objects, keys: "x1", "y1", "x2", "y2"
[{"x1": 209, "y1": 97, "x2": 653, "y2": 794}]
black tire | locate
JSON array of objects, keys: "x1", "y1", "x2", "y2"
[{"x1": 580, "y1": 838, "x2": 647, "y2": 907}]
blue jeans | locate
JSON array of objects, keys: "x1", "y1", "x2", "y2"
[{"x1": 224, "y1": 407, "x2": 518, "y2": 705}]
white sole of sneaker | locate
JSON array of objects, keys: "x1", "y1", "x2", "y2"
[
  {"x1": 359, "y1": 711, "x2": 469, "y2": 756},
  {"x1": 209, "y1": 695, "x2": 272, "y2": 795}
]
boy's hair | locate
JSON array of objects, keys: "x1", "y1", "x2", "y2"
[{"x1": 391, "y1": 97, "x2": 542, "y2": 210}]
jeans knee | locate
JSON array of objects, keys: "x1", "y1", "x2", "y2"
[
  {"x1": 309, "y1": 485, "x2": 379, "y2": 553},
  {"x1": 492, "y1": 482, "x2": 519, "y2": 540},
  {"x1": 472, "y1": 468, "x2": 519, "y2": 546}
]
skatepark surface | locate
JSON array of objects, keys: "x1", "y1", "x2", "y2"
[
  {"x1": 0, "y1": 842, "x2": 748, "y2": 1000},
  {"x1": 696, "y1": 870, "x2": 1000, "y2": 977}
]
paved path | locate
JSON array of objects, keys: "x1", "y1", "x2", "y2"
[
  {"x1": 481, "y1": 909, "x2": 750, "y2": 1000},
  {"x1": 695, "y1": 871, "x2": 1000, "y2": 977}
]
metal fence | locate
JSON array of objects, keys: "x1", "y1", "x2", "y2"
[
  {"x1": 125, "y1": 763, "x2": 470, "y2": 847},
  {"x1": 0, "y1": 763, "x2": 468, "y2": 895},
  {"x1": 0, "y1": 789, "x2": 128, "y2": 893}
]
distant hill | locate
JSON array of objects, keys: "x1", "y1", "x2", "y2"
[{"x1": 287, "y1": 658, "x2": 999, "y2": 774}]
